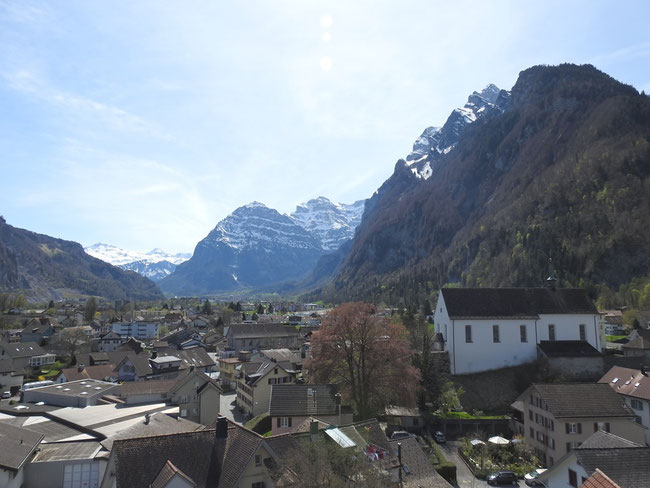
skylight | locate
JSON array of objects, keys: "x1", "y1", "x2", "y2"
[{"x1": 612, "y1": 378, "x2": 619, "y2": 383}]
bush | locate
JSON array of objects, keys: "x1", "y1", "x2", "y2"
[{"x1": 436, "y1": 463, "x2": 457, "y2": 484}]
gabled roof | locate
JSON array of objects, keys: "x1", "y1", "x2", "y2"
[
  {"x1": 21, "y1": 318, "x2": 56, "y2": 335},
  {"x1": 578, "y1": 430, "x2": 641, "y2": 449},
  {"x1": 120, "y1": 379, "x2": 178, "y2": 397},
  {"x1": 241, "y1": 361, "x2": 293, "y2": 386},
  {"x1": 530, "y1": 383, "x2": 634, "y2": 418},
  {"x1": 622, "y1": 329, "x2": 650, "y2": 350},
  {"x1": 159, "y1": 348, "x2": 215, "y2": 370},
  {"x1": 580, "y1": 469, "x2": 621, "y2": 488},
  {"x1": 574, "y1": 447, "x2": 650, "y2": 487},
  {"x1": 537, "y1": 340, "x2": 601, "y2": 357},
  {"x1": 60, "y1": 364, "x2": 116, "y2": 382},
  {"x1": 100, "y1": 331, "x2": 122, "y2": 340},
  {"x1": 0, "y1": 421, "x2": 44, "y2": 471},
  {"x1": 109, "y1": 352, "x2": 153, "y2": 377},
  {"x1": 151, "y1": 460, "x2": 197, "y2": 488},
  {"x1": 441, "y1": 287, "x2": 597, "y2": 319},
  {"x1": 269, "y1": 384, "x2": 339, "y2": 417},
  {"x1": 112, "y1": 420, "x2": 265, "y2": 488},
  {"x1": 0, "y1": 341, "x2": 45, "y2": 358},
  {"x1": 389, "y1": 436, "x2": 452, "y2": 487},
  {"x1": 599, "y1": 366, "x2": 650, "y2": 401}
]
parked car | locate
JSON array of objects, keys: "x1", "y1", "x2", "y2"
[
  {"x1": 1, "y1": 391, "x2": 11, "y2": 399},
  {"x1": 487, "y1": 470, "x2": 518, "y2": 485},
  {"x1": 433, "y1": 431, "x2": 446, "y2": 443},
  {"x1": 390, "y1": 431, "x2": 410, "y2": 439},
  {"x1": 524, "y1": 468, "x2": 547, "y2": 486}
]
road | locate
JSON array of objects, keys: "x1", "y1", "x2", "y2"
[
  {"x1": 438, "y1": 441, "x2": 521, "y2": 488},
  {"x1": 219, "y1": 391, "x2": 247, "y2": 424}
]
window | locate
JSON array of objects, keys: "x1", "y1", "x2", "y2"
[
  {"x1": 252, "y1": 482, "x2": 265, "y2": 488},
  {"x1": 593, "y1": 422, "x2": 610, "y2": 433},
  {"x1": 548, "y1": 324, "x2": 556, "y2": 341},
  {"x1": 255, "y1": 454, "x2": 262, "y2": 467},
  {"x1": 465, "y1": 325, "x2": 472, "y2": 343},
  {"x1": 569, "y1": 469, "x2": 578, "y2": 487},
  {"x1": 566, "y1": 422, "x2": 581, "y2": 434},
  {"x1": 631, "y1": 399, "x2": 643, "y2": 410},
  {"x1": 492, "y1": 325, "x2": 500, "y2": 343},
  {"x1": 579, "y1": 324, "x2": 586, "y2": 341},
  {"x1": 529, "y1": 410, "x2": 533, "y2": 421},
  {"x1": 277, "y1": 417, "x2": 292, "y2": 428},
  {"x1": 520, "y1": 325, "x2": 527, "y2": 342},
  {"x1": 529, "y1": 427, "x2": 534, "y2": 438}
]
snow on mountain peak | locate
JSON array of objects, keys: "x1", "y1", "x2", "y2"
[{"x1": 406, "y1": 83, "x2": 508, "y2": 180}]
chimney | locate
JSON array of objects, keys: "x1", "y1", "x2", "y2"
[
  {"x1": 310, "y1": 419, "x2": 319, "y2": 442},
  {"x1": 77, "y1": 364, "x2": 84, "y2": 373},
  {"x1": 216, "y1": 416, "x2": 228, "y2": 439},
  {"x1": 144, "y1": 413, "x2": 151, "y2": 425}
]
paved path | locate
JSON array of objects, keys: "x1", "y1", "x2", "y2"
[
  {"x1": 219, "y1": 391, "x2": 247, "y2": 424},
  {"x1": 438, "y1": 441, "x2": 520, "y2": 488}
]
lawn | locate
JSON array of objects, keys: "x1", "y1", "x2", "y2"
[{"x1": 606, "y1": 334, "x2": 628, "y2": 342}]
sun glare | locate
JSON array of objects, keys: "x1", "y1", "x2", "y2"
[
  {"x1": 322, "y1": 32, "x2": 331, "y2": 43},
  {"x1": 320, "y1": 14, "x2": 333, "y2": 28},
  {"x1": 320, "y1": 56, "x2": 332, "y2": 72}
]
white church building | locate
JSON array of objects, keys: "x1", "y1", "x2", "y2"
[{"x1": 433, "y1": 286, "x2": 601, "y2": 375}]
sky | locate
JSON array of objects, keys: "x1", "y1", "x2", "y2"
[{"x1": 1, "y1": 0, "x2": 649, "y2": 254}]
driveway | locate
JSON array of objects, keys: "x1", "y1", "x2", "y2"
[
  {"x1": 438, "y1": 441, "x2": 520, "y2": 488},
  {"x1": 219, "y1": 391, "x2": 247, "y2": 424}
]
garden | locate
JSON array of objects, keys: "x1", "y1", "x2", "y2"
[{"x1": 459, "y1": 436, "x2": 541, "y2": 479}]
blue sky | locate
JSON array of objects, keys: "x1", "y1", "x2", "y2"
[{"x1": 1, "y1": 0, "x2": 649, "y2": 253}]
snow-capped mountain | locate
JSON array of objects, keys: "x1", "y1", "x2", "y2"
[
  {"x1": 160, "y1": 202, "x2": 324, "y2": 295},
  {"x1": 290, "y1": 197, "x2": 366, "y2": 251},
  {"x1": 406, "y1": 84, "x2": 510, "y2": 179},
  {"x1": 84, "y1": 243, "x2": 191, "y2": 281}
]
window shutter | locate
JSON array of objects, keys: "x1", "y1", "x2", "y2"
[
  {"x1": 277, "y1": 417, "x2": 280, "y2": 427},
  {"x1": 566, "y1": 442, "x2": 571, "y2": 452},
  {"x1": 605, "y1": 423, "x2": 610, "y2": 433},
  {"x1": 577, "y1": 423, "x2": 582, "y2": 434},
  {"x1": 289, "y1": 417, "x2": 292, "y2": 427},
  {"x1": 565, "y1": 423, "x2": 570, "y2": 434},
  {"x1": 594, "y1": 423, "x2": 598, "y2": 432}
]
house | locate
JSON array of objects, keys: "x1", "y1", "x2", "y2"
[
  {"x1": 0, "y1": 359, "x2": 23, "y2": 395},
  {"x1": 599, "y1": 365, "x2": 650, "y2": 445},
  {"x1": 189, "y1": 316, "x2": 211, "y2": 329},
  {"x1": 20, "y1": 318, "x2": 58, "y2": 345},
  {"x1": 433, "y1": 287, "x2": 601, "y2": 375},
  {"x1": 599, "y1": 310, "x2": 625, "y2": 336},
  {"x1": 388, "y1": 435, "x2": 452, "y2": 488},
  {"x1": 218, "y1": 357, "x2": 242, "y2": 390},
  {"x1": 236, "y1": 361, "x2": 297, "y2": 417},
  {"x1": 0, "y1": 341, "x2": 53, "y2": 374},
  {"x1": 98, "y1": 331, "x2": 124, "y2": 352},
  {"x1": 110, "y1": 417, "x2": 281, "y2": 488},
  {"x1": 0, "y1": 421, "x2": 44, "y2": 488},
  {"x1": 0, "y1": 329, "x2": 21, "y2": 343},
  {"x1": 155, "y1": 348, "x2": 216, "y2": 374},
  {"x1": 57, "y1": 364, "x2": 117, "y2": 383},
  {"x1": 119, "y1": 379, "x2": 179, "y2": 405},
  {"x1": 621, "y1": 328, "x2": 650, "y2": 360},
  {"x1": 258, "y1": 348, "x2": 304, "y2": 371},
  {"x1": 537, "y1": 430, "x2": 650, "y2": 488},
  {"x1": 518, "y1": 383, "x2": 645, "y2": 467},
  {"x1": 110, "y1": 352, "x2": 153, "y2": 381},
  {"x1": 536, "y1": 340, "x2": 604, "y2": 380},
  {"x1": 226, "y1": 323, "x2": 302, "y2": 351},
  {"x1": 383, "y1": 405, "x2": 424, "y2": 433},
  {"x1": 170, "y1": 368, "x2": 221, "y2": 425},
  {"x1": 269, "y1": 384, "x2": 353, "y2": 435},
  {"x1": 111, "y1": 321, "x2": 159, "y2": 340}
]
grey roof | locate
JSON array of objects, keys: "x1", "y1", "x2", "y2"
[
  {"x1": 120, "y1": 379, "x2": 178, "y2": 397},
  {"x1": 112, "y1": 421, "x2": 263, "y2": 488},
  {"x1": 259, "y1": 348, "x2": 302, "y2": 363},
  {"x1": 241, "y1": 361, "x2": 293, "y2": 386},
  {"x1": 0, "y1": 341, "x2": 45, "y2": 358},
  {"x1": 0, "y1": 421, "x2": 44, "y2": 471},
  {"x1": 441, "y1": 287, "x2": 597, "y2": 319},
  {"x1": 389, "y1": 437, "x2": 452, "y2": 487},
  {"x1": 532, "y1": 383, "x2": 634, "y2": 418},
  {"x1": 578, "y1": 430, "x2": 642, "y2": 449},
  {"x1": 229, "y1": 323, "x2": 300, "y2": 339},
  {"x1": 575, "y1": 447, "x2": 650, "y2": 487},
  {"x1": 21, "y1": 318, "x2": 56, "y2": 335},
  {"x1": 109, "y1": 351, "x2": 153, "y2": 377},
  {"x1": 0, "y1": 415, "x2": 97, "y2": 443},
  {"x1": 269, "y1": 384, "x2": 339, "y2": 417},
  {"x1": 61, "y1": 364, "x2": 117, "y2": 382},
  {"x1": 0, "y1": 358, "x2": 15, "y2": 373},
  {"x1": 31, "y1": 440, "x2": 101, "y2": 463},
  {"x1": 151, "y1": 460, "x2": 197, "y2": 488},
  {"x1": 537, "y1": 340, "x2": 601, "y2": 357},
  {"x1": 101, "y1": 411, "x2": 204, "y2": 450},
  {"x1": 623, "y1": 329, "x2": 650, "y2": 350}
]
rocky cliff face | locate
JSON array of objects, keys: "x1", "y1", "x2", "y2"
[{"x1": 321, "y1": 64, "x2": 650, "y2": 306}]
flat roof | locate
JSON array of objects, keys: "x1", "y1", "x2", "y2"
[
  {"x1": 0, "y1": 415, "x2": 96, "y2": 443},
  {"x1": 31, "y1": 441, "x2": 102, "y2": 462},
  {"x1": 25, "y1": 379, "x2": 118, "y2": 398}
]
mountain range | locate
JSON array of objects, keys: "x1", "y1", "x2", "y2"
[
  {"x1": 0, "y1": 217, "x2": 163, "y2": 301},
  {"x1": 318, "y1": 64, "x2": 650, "y2": 307}
]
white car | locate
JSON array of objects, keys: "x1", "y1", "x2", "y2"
[
  {"x1": 524, "y1": 468, "x2": 547, "y2": 486},
  {"x1": 1, "y1": 391, "x2": 11, "y2": 399}
]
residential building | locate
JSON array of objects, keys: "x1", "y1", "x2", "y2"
[
  {"x1": 226, "y1": 323, "x2": 302, "y2": 351},
  {"x1": 433, "y1": 287, "x2": 601, "y2": 374},
  {"x1": 269, "y1": 384, "x2": 353, "y2": 435},
  {"x1": 110, "y1": 352, "x2": 153, "y2": 381},
  {"x1": 0, "y1": 329, "x2": 21, "y2": 343},
  {"x1": 538, "y1": 430, "x2": 650, "y2": 488},
  {"x1": 622, "y1": 328, "x2": 650, "y2": 360},
  {"x1": 111, "y1": 321, "x2": 159, "y2": 340},
  {"x1": 518, "y1": 383, "x2": 645, "y2": 467},
  {"x1": 599, "y1": 365, "x2": 650, "y2": 445},
  {"x1": 20, "y1": 318, "x2": 58, "y2": 345},
  {"x1": 0, "y1": 422, "x2": 44, "y2": 488},
  {"x1": 218, "y1": 357, "x2": 242, "y2": 390},
  {"x1": 169, "y1": 368, "x2": 221, "y2": 425},
  {"x1": 0, "y1": 359, "x2": 23, "y2": 395},
  {"x1": 98, "y1": 331, "x2": 124, "y2": 352},
  {"x1": 0, "y1": 341, "x2": 52, "y2": 374},
  {"x1": 57, "y1": 364, "x2": 117, "y2": 383},
  {"x1": 236, "y1": 361, "x2": 296, "y2": 417}
]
